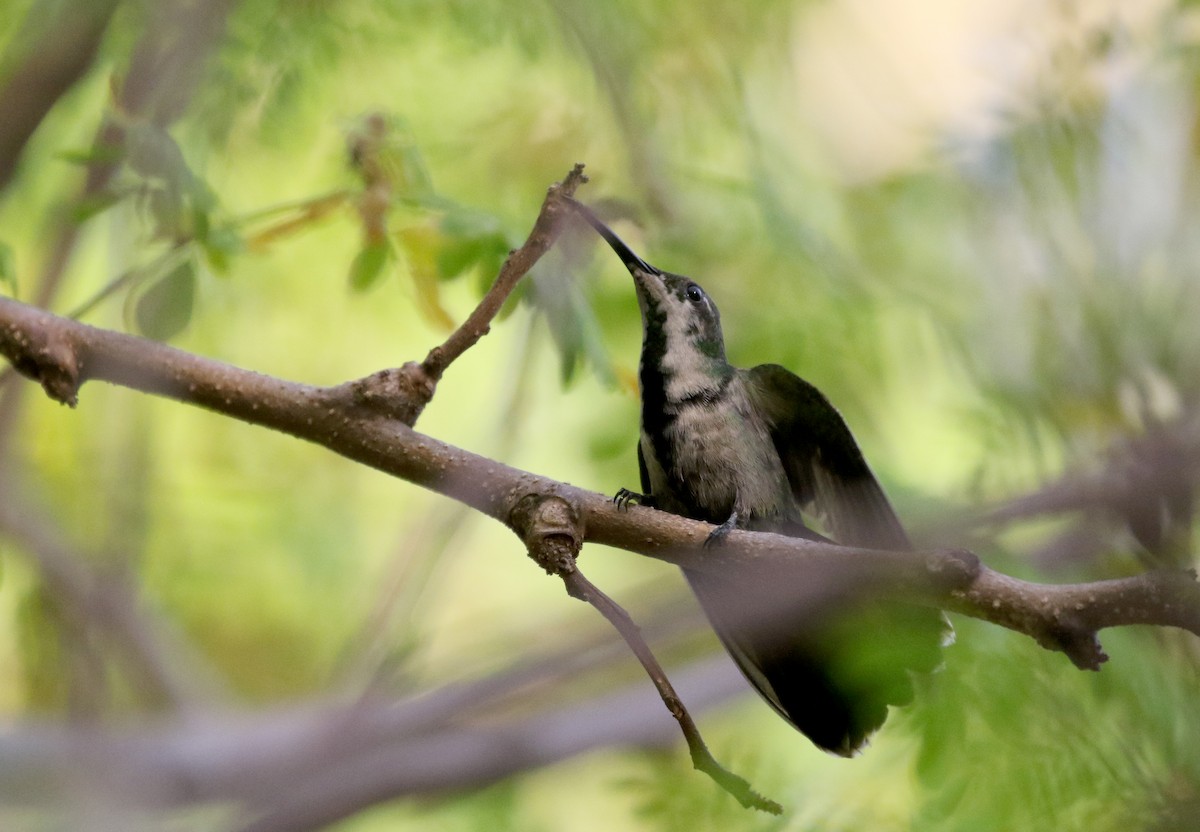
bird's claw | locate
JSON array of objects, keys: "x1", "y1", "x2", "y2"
[
  {"x1": 704, "y1": 512, "x2": 740, "y2": 547},
  {"x1": 614, "y1": 488, "x2": 648, "y2": 511}
]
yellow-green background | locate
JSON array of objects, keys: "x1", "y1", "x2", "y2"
[{"x1": 2, "y1": 1, "x2": 1199, "y2": 829}]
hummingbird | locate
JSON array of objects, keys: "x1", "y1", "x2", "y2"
[{"x1": 570, "y1": 199, "x2": 948, "y2": 755}]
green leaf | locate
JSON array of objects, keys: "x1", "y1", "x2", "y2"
[
  {"x1": 135, "y1": 261, "x2": 196, "y2": 341},
  {"x1": 396, "y1": 143, "x2": 434, "y2": 198},
  {"x1": 435, "y1": 206, "x2": 511, "y2": 290},
  {"x1": 0, "y1": 242, "x2": 16, "y2": 296},
  {"x1": 71, "y1": 190, "x2": 124, "y2": 223},
  {"x1": 532, "y1": 266, "x2": 615, "y2": 386},
  {"x1": 436, "y1": 236, "x2": 485, "y2": 280},
  {"x1": 396, "y1": 226, "x2": 455, "y2": 329},
  {"x1": 191, "y1": 201, "x2": 211, "y2": 243},
  {"x1": 202, "y1": 227, "x2": 243, "y2": 276},
  {"x1": 188, "y1": 178, "x2": 219, "y2": 215},
  {"x1": 437, "y1": 232, "x2": 508, "y2": 282},
  {"x1": 440, "y1": 206, "x2": 502, "y2": 238},
  {"x1": 125, "y1": 122, "x2": 191, "y2": 188},
  {"x1": 348, "y1": 240, "x2": 393, "y2": 292},
  {"x1": 495, "y1": 280, "x2": 526, "y2": 323},
  {"x1": 474, "y1": 246, "x2": 510, "y2": 298},
  {"x1": 56, "y1": 144, "x2": 125, "y2": 167},
  {"x1": 146, "y1": 185, "x2": 184, "y2": 238}
]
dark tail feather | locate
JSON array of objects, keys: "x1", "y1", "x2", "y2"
[{"x1": 684, "y1": 565, "x2": 947, "y2": 755}]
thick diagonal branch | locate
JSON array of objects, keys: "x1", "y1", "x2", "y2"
[{"x1": 1, "y1": 293, "x2": 1199, "y2": 673}]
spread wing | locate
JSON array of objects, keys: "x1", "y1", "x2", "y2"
[
  {"x1": 745, "y1": 363, "x2": 910, "y2": 550},
  {"x1": 698, "y1": 363, "x2": 950, "y2": 754}
]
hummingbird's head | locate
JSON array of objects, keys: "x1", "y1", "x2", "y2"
[{"x1": 569, "y1": 200, "x2": 728, "y2": 369}]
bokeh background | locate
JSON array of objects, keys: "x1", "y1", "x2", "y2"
[{"x1": 2, "y1": 0, "x2": 1200, "y2": 829}]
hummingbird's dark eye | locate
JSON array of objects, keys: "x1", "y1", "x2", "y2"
[{"x1": 685, "y1": 284, "x2": 705, "y2": 303}]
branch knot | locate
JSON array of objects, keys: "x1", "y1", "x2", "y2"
[
  {"x1": 341, "y1": 363, "x2": 434, "y2": 426},
  {"x1": 510, "y1": 493, "x2": 583, "y2": 576},
  {"x1": 924, "y1": 547, "x2": 982, "y2": 589},
  {"x1": 4, "y1": 322, "x2": 80, "y2": 406}
]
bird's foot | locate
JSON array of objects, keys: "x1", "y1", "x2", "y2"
[
  {"x1": 614, "y1": 488, "x2": 654, "y2": 511},
  {"x1": 704, "y1": 511, "x2": 740, "y2": 547}
]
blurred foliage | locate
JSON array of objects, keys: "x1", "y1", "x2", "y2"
[
  {"x1": 912, "y1": 622, "x2": 1200, "y2": 832},
  {"x1": 2, "y1": 0, "x2": 1200, "y2": 830},
  {"x1": 0, "y1": 241, "x2": 15, "y2": 296}
]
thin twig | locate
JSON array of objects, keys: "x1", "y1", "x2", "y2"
[
  {"x1": 511, "y1": 491, "x2": 782, "y2": 812},
  {"x1": 234, "y1": 188, "x2": 353, "y2": 228},
  {"x1": 333, "y1": 163, "x2": 589, "y2": 426},
  {"x1": 420, "y1": 163, "x2": 588, "y2": 382},
  {"x1": 560, "y1": 567, "x2": 783, "y2": 814}
]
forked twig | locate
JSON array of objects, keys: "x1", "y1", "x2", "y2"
[{"x1": 336, "y1": 163, "x2": 589, "y2": 426}]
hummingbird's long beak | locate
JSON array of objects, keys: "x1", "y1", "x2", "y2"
[{"x1": 565, "y1": 198, "x2": 662, "y2": 277}]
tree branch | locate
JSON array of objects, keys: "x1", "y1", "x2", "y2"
[
  {"x1": 1, "y1": 290, "x2": 1198, "y2": 672},
  {"x1": 0, "y1": 0, "x2": 238, "y2": 464},
  {"x1": 512, "y1": 492, "x2": 782, "y2": 813},
  {"x1": 562, "y1": 568, "x2": 782, "y2": 813},
  {"x1": 0, "y1": 0, "x2": 120, "y2": 190},
  {"x1": 4, "y1": 170, "x2": 1200, "y2": 821},
  {"x1": 0, "y1": 652, "x2": 746, "y2": 826},
  {"x1": 349, "y1": 163, "x2": 589, "y2": 426}
]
